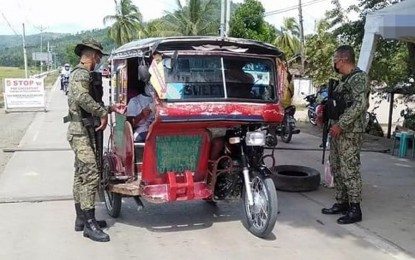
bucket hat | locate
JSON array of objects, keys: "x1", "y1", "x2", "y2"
[{"x1": 74, "y1": 38, "x2": 108, "y2": 57}]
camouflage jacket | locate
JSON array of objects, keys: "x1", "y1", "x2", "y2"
[
  {"x1": 331, "y1": 68, "x2": 370, "y2": 133},
  {"x1": 67, "y1": 64, "x2": 107, "y2": 135}
]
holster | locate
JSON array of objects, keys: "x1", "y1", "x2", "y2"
[{"x1": 63, "y1": 113, "x2": 83, "y2": 123}]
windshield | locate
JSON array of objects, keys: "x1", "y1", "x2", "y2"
[{"x1": 163, "y1": 56, "x2": 276, "y2": 102}]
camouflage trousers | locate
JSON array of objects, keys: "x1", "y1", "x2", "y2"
[
  {"x1": 329, "y1": 132, "x2": 363, "y2": 203},
  {"x1": 67, "y1": 133, "x2": 99, "y2": 210}
]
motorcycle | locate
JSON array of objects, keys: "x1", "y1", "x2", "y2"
[
  {"x1": 276, "y1": 105, "x2": 300, "y2": 143},
  {"x1": 99, "y1": 36, "x2": 284, "y2": 238},
  {"x1": 303, "y1": 88, "x2": 328, "y2": 126},
  {"x1": 303, "y1": 93, "x2": 318, "y2": 125},
  {"x1": 365, "y1": 106, "x2": 384, "y2": 137},
  {"x1": 62, "y1": 75, "x2": 69, "y2": 95}
]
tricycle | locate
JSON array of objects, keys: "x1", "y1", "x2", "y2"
[{"x1": 100, "y1": 36, "x2": 285, "y2": 238}]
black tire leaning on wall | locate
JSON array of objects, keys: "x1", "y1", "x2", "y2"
[{"x1": 270, "y1": 165, "x2": 321, "y2": 192}]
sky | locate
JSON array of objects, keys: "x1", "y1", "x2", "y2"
[{"x1": 0, "y1": 0, "x2": 359, "y2": 36}]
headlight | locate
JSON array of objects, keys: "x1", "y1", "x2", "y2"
[{"x1": 246, "y1": 131, "x2": 266, "y2": 146}]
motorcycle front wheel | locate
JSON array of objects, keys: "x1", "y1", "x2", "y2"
[{"x1": 241, "y1": 172, "x2": 278, "y2": 238}]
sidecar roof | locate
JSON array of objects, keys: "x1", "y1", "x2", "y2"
[{"x1": 110, "y1": 36, "x2": 283, "y2": 60}]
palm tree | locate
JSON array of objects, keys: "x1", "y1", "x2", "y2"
[
  {"x1": 326, "y1": 0, "x2": 360, "y2": 30},
  {"x1": 140, "y1": 19, "x2": 179, "y2": 38},
  {"x1": 163, "y1": 0, "x2": 219, "y2": 36},
  {"x1": 305, "y1": 20, "x2": 339, "y2": 86},
  {"x1": 274, "y1": 17, "x2": 301, "y2": 59},
  {"x1": 103, "y1": 0, "x2": 143, "y2": 46}
]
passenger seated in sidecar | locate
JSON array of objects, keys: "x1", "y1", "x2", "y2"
[
  {"x1": 126, "y1": 83, "x2": 155, "y2": 142},
  {"x1": 224, "y1": 59, "x2": 255, "y2": 99}
]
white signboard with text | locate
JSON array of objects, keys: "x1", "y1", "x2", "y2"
[{"x1": 4, "y1": 78, "x2": 45, "y2": 110}]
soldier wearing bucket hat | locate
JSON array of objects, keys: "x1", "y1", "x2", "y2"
[{"x1": 64, "y1": 39, "x2": 125, "y2": 242}]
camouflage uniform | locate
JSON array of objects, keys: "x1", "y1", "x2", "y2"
[
  {"x1": 329, "y1": 68, "x2": 370, "y2": 204},
  {"x1": 67, "y1": 64, "x2": 108, "y2": 210}
]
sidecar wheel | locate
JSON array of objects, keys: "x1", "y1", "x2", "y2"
[
  {"x1": 241, "y1": 173, "x2": 278, "y2": 238},
  {"x1": 99, "y1": 156, "x2": 122, "y2": 218}
]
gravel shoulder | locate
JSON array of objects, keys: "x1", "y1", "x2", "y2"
[{"x1": 0, "y1": 110, "x2": 36, "y2": 175}]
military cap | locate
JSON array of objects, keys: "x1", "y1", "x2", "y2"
[{"x1": 74, "y1": 38, "x2": 108, "y2": 57}]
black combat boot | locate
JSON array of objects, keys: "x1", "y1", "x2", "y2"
[
  {"x1": 337, "y1": 203, "x2": 362, "y2": 224},
  {"x1": 74, "y1": 203, "x2": 107, "y2": 231},
  {"x1": 321, "y1": 202, "x2": 349, "y2": 215},
  {"x1": 83, "y1": 209, "x2": 110, "y2": 242}
]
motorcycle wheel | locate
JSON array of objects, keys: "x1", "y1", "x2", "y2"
[
  {"x1": 241, "y1": 172, "x2": 278, "y2": 238},
  {"x1": 308, "y1": 110, "x2": 317, "y2": 126},
  {"x1": 280, "y1": 121, "x2": 293, "y2": 143},
  {"x1": 99, "y1": 156, "x2": 122, "y2": 218}
]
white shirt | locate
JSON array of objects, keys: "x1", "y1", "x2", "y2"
[
  {"x1": 61, "y1": 68, "x2": 70, "y2": 77},
  {"x1": 126, "y1": 94, "x2": 154, "y2": 139}
]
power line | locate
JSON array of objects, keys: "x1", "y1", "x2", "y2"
[
  {"x1": 264, "y1": 0, "x2": 329, "y2": 16},
  {"x1": 0, "y1": 10, "x2": 21, "y2": 36}
]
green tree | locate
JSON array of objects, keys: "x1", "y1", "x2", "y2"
[
  {"x1": 139, "y1": 19, "x2": 177, "y2": 38},
  {"x1": 305, "y1": 20, "x2": 338, "y2": 87},
  {"x1": 162, "y1": 0, "x2": 219, "y2": 36},
  {"x1": 63, "y1": 44, "x2": 79, "y2": 66},
  {"x1": 274, "y1": 17, "x2": 301, "y2": 60},
  {"x1": 229, "y1": 0, "x2": 276, "y2": 43},
  {"x1": 330, "y1": 0, "x2": 412, "y2": 92},
  {"x1": 103, "y1": 0, "x2": 143, "y2": 46}
]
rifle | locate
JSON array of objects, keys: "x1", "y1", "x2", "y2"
[
  {"x1": 321, "y1": 78, "x2": 338, "y2": 164},
  {"x1": 81, "y1": 71, "x2": 104, "y2": 172}
]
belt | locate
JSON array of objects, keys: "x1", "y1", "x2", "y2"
[{"x1": 63, "y1": 113, "x2": 83, "y2": 123}]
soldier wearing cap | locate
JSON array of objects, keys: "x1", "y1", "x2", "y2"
[{"x1": 65, "y1": 39, "x2": 125, "y2": 242}]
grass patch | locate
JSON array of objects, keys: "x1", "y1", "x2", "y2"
[{"x1": 44, "y1": 70, "x2": 60, "y2": 88}]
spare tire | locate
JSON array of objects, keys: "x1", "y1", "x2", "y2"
[{"x1": 270, "y1": 165, "x2": 321, "y2": 192}]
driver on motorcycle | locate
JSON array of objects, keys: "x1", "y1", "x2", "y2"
[{"x1": 60, "y1": 63, "x2": 71, "y2": 91}]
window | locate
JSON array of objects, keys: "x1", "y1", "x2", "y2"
[{"x1": 163, "y1": 56, "x2": 276, "y2": 102}]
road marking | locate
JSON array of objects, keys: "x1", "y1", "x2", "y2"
[
  {"x1": 32, "y1": 131, "x2": 39, "y2": 141},
  {"x1": 0, "y1": 195, "x2": 73, "y2": 204}
]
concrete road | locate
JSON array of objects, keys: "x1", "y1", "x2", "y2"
[{"x1": 0, "y1": 79, "x2": 414, "y2": 260}]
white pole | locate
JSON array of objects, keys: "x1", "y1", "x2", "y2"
[
  {"x1": 40, "y1": 25, "x2": 43, "y2": 73},
  {"x1": 47, "y1": 41, "x2": 50, "y2": 71},
  {"x1": 298, "y1": 0, "x2": 305, "y2": 77},
  {"x1": 220, "y1": 0, "x2": 226, "y2": 37},
  {"x1": 225, "y1": 0, "x2": 231, "y2": 37},
  {"x1": 22, "y1": 23, "x2": 28, "y2": 78}
]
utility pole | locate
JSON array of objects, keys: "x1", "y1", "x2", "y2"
[
  {"x1": 47, "y1": 41, "x2": 50, "y2": 71},
  {"x1": 225, "y1": 0, "x2": 231, "y2": 37},
  {"x1": 298, "y1": 0, "x2": 305, "y2": 77},
  {"x1": 35, "y1": 25, "x2": 47, "y2": 73},
  {"x1": 22, "y1": 23, "x2": 28, "y2": 78},
  {"x1": 220, "y1": 0, "x2": 226, "y2": 37}
]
